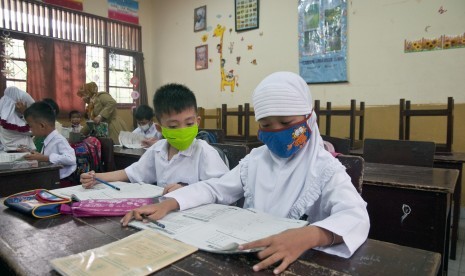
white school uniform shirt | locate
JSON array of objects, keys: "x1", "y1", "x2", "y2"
[
  {"x1": 167, "y1": 144, "x2": 370, "y2": 259},
  {"x1": 132, "y1": 123, "x2": 162, "y2": 139},
  {"x1": 42, "y1": 130, "x2": 77, "y2": 179},
  {"x1": 124, "y1": 138, "x2": 229, "y2": 187}
]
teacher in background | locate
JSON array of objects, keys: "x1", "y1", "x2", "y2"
[
  {"x1": 0, "y1": 86, "x2": 36, "y2": 151},
  {"x1": 77, "y1": 82, "x2": 128, "y2": 143}
]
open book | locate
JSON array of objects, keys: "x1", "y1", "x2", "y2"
[
  {"x1": 50, "y1": 229, "x2": 197, "y2": 276},
  {"x1": 51, "y1": 182, "x2": 164, "y2": 201},
  {"x1": 118, "y1": 131, "x2": 145, "y2": 149},
  {"x1": 129, "y1": 204, "x2": 309, "y2": 254}
]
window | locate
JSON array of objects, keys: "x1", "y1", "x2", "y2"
[
  {"x1": 0, "y1": 0, "x2": 144, "y2": 105},
  {"x1": 3, "y1": 38, "x2": 27, "y2": 91},
  {"x1": 109, "y1": 52, "x2": 134, "y2": 104}
]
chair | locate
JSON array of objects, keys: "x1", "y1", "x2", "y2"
[
  {"x1": 210, "y1": 143, "x2": 249, "y2": 169},
  {"x1": 336, "y1": 155, "x2": 364, "y2": 194},
  {"x1": 321, "y1": 135, "x2": 351, "y2": 155},
  {"x1": 97, "y1": 137, "x2": 116, "y2": 172},
  {"x1": 363, "y1": 138, "x2": 435, "y2": 167},
  {"x1": 198, "y1": 107, "x2": 221, "y2": 129},
  {"x1": 199, "y1": 128, "x2": 224, "y2": 143},
  {"x1": 314, "y1": 99, "x2": 365, "y2": 150},
  {"x1": 399, "y1": 97, "x2": 454, "y2": 153},
  {"x1": 221, "y1": 103, "x2": 258, "y2": 143}
]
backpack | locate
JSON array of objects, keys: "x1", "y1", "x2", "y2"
[
  {"x1": 196, "y1": 130, "x2": 229, "y2": 168},
  {"x1": 196, "y1": 130, "x2": 217, "y2": 144},
  {"x1": 70, "y1": 136, "x2": 102, "y2": 180}
]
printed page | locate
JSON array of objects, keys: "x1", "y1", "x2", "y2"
[
  {"x1": 118, "y1": 131, "x2": 145, "y2": 149},
  {"x1": 175, "y1": 207, "x2": 308, "y2": 253},
  {"x1": 51, "y1": 182, "x2": 164, "y2": 200},
  {"x1": 129, "y1": 211, "x2": 204, "y2": 238},
  {"x1": 129, "y1": 204, "x2": 309, "y2": 254},
  {"x1": 50, "y1": 230, "x2": 197, "y2": 276},
  {"x1": 0, "y1": 152, "x2": 29, "y2": 163}
]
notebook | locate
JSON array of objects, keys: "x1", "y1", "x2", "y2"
[
  {"x1": 51, "y1": 182, "x2": 164, "y2": 201},
  {"x1": 50, "y1": 229, "x2": 197, "y2": 276}
]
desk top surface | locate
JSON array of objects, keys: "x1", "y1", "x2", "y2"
[
  {"x1": 350, "y1": 148, "x2": 465, "y2": 163},
  {"x1": 0, "y1": 202, "x2": 440, "y2": 276},
  {"x1": 0, "y1": 162, "x2": 61, "y2": 176},
  {"x1": 364, "y1": 162, "x2": 458, "y2": 193}
]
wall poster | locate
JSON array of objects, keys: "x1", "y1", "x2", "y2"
[{"x1": 298, "y1": 0, "x2": 347, "y2": 83}]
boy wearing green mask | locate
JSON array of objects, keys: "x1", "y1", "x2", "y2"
[{"x1": 80, "y1": 83, "x2": 230, "y2": 195}]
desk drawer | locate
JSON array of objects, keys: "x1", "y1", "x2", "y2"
[{"x1": 362, "y1": 185, "x2": 449, "y2": 253}]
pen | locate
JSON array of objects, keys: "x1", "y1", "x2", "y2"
[
  {"x1": 142, "y1": 214, "x2": 166, "y2": 229},
  {"x1": 94, "y1": 177, "x2": 121, "y2": 191}
]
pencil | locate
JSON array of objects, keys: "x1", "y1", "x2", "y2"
[
  {"x1": 142, "y1": 214, "x2": 166, "y2": 229},
  {"x1": 94, "y1": 177, "x2": 121, "y2": 191}
]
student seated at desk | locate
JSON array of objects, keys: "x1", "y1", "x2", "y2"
[
  {"x1": 133, "y1": 104, "x2": 162, "y2": 148},
  {"x1": 23, "y1": 101, "x2": 77, "y2": 185},
  {"x1": 80, "y1": 83, "x2": 229, "y2": 194},
  {"x1": 0, "y1": 86, "x2": 36, "y2": 151},
  {"x1": 122, "y1": 72, "x2": 370, "y2": 274}
]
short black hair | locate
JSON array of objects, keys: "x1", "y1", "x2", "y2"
[
  {"x1": 69, "y1": 110, "x2": 81, "y2": 119},
  {"x1": 24, "y1": 101, "x2": 56, "y2": 125},
  {"x1": 134, "y1": 105, "x2": 154, "y2": 121},
  {"x1": 153, "y1": 83, "x2": 197, "y2": 121},
  {"x1": 42, "y1": 98, "x2": 59, "y2": 116}
]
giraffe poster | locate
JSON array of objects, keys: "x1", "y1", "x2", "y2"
[{"x1": 213, "y1": 24, "x2": 237, "y2": 92}]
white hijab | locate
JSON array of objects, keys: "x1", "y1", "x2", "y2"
[
  {"x1": 242, "y1": 72, "x2": 343, "y2": 219},
  {"x1": 0, "y1": 86, "x2": 35, "y2": 131}
]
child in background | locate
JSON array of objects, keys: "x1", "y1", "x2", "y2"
[
  {"x1": 24, "y1": 101, "x2": 77, "y2": 184},
  {"x1": 0, "y1": 86, "x2": 36, "y2": 151},
  {"x1": 69, "y1": 110, "x2": 83, "y2": 133},
  {"x1": 80, "y1": 83, "x2": 229, "y2": 194},
  {"x1": 121, "y1": 72, "x2": 370, "y2": 274},
  {"x1": 132, "y1": 105, "x2": 162, "y2": 148}
]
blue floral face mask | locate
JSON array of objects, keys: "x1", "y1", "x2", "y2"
[{"x1": 258, "y1": 115, "x2": 311, "y2": 158}]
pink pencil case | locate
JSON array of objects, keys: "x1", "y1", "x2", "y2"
[{"x1": 60, "y1": 198, "x2": 154, "y2": 217}]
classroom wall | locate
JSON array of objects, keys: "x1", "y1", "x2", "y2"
[{"x1": 146, "y1": 0, "x2": 465, "y2": 107}]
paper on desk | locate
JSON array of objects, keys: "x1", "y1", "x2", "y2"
[
  {"x1": 118, "y1": 131, "x2": 145, "y2": 149},
  {"x1": 129, "y1": 204, "x2": 309, "y2": 254},
  {"x1": 50, "y1": 229, "x2": 197, "y2": 276},
  {"x1": 0, "y1": 152, "x2": 29, "y2": 163},
  {"x1": 51, "y1": 182, "x2": 164, "y2": 201}
]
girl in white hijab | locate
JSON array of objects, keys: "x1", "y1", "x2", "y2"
[
  {"x1": 0, "y1": 86, "x2": 36, "y2": 151},
  {"x1": 121, "y1": 72, "x2": 369, "y2": 274}
]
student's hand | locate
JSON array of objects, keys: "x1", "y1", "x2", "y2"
[
  {"x1": 93, "y1": 115, "x2": 102, "y2": 124},
  {"x1": 24, "y1": 151, "x2": 48, "y2": 162},
  {"x1": 141, "y1": 137, "x2": 159, "y2": 148},
  {"x1": 80, "y1": 171, "x2": 97, "y2": 188},
  {"x1": 15, "y1": 101, "x2": 27, "y2": 114},
  {"x1": 162, "y1": 183, "x2": 185, "y2": 195},
  {"x1": 120, "y1": 198, "x2": 180, "y2": 226},
  {"x1": 238, "y1": 226, "x2": 331, "y2": 274}
]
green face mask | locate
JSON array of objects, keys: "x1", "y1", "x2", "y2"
[{"x1": 161, "y1": 125, "x2": 199, "y2": 151}]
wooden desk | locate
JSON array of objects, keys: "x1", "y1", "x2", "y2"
[
  {"x1": 434, "y1": 152, "x2": 465, "y2": 260},
  {"x1": 362, "y1": 162, "x2": 458, "y2": 275},
  {"x1": 0, "y1": 203, "x2": 440, "y2": 276},
  {"x1": 351, "y1": 148, "x2": 465, "y2": 259},
  {"x1": 0, "y1": 162, "x2": 61, "y2": 197},
  {"x1": 113, "y1": 147, "x2": 146, "y2": 170}
]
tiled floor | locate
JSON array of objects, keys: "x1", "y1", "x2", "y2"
[{"x1": 448, "y1": 209, "x2": 465, "y2": 275}]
